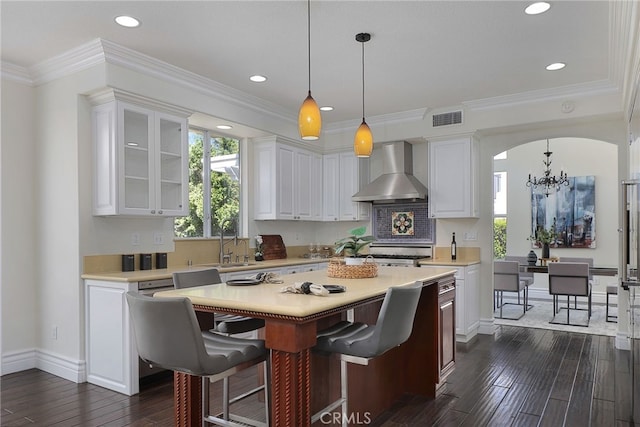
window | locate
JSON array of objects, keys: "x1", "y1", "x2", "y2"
[
  {"x1": 174, "y1": 129, "x2": 240, "y2": 238},
  {"x1": 493, "y1": 151, "x2": 508, "y2": 258}
]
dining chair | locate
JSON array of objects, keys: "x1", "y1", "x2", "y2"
[
  {"x1": 493, "y1": 260, "x2": 528, "y2": 320},
  {"x1": 504, "y1": 255, "x2": 535, "y2": 310},
  {"x1": 125, "y1": 292, "x2": 270, "y2": 427},
  {"x1": 172, "y1": 268, "x2": 266, "y2": 335},
  {"x1": 311, "y1": 282, "x2": 423, "y2": 427},
  {"x1": 548, "y1": 262, "x2": 592, "y2": 326}
]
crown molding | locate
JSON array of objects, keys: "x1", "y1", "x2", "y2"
[
  {"x1": 0, "y1": 62, "x2": 33, "y2": 85},
  {"x1": 463, "y1": 79, "x2": 619, "y2": 112},
  {"x1": 323, "y1": 107, "x2": 428, "y2": 134},
  {"x1": 98, "y1": 39, "x2": 295, "y2": 126},
  {"x1": 30, "y1": 39, "x2": 106, "y2": 86}
]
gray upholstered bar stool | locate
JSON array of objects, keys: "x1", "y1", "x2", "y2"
[
  {"x1": 311, "y1": 282, "x2": 423, "y2": 427},
  {"x1": 173, "y1": 268, "x2": 265, "y2": 334},
  {"x1": 125, "y1": 292, "x2": 270, "y2": 427}
]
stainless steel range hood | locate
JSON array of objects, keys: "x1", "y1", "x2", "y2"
[{"x1": 352, "y1": 141, "x2": 427, "y2": 202}]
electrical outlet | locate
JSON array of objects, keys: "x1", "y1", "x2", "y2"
[
  {"x1": 52, "y1": 326, "x2": 58, "y2": 340},
  {"x1": 154, "y1": 233, "x2": 164, "y2": 245},
  {"x1": 131, "y1": 232, "x2": 140, "y2": 246},
  {"x1": 463, "y1": 231, "x2": 478, "y2": 241}
]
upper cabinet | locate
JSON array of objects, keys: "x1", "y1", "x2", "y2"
[
  {"x1": 323, "y1": 151, "x2": 370, "y2": 221},
  {"x1": 91, "y1": 93, "x2": 189, "y2": 217},
  {"x1": 428, "y1": 136, "x2": 479, "y2": 218},
  {"x1": 253, "y1": 137, "x2": 322, "y2": 221}
]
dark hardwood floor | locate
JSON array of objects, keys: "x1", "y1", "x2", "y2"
[{"x1": 2, "y1": 326, "x2": 638, "y2": 426}]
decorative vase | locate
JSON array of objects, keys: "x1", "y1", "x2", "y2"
[
  {"x1": 527, "y1": 250, "x2": 538, "y2": 266},
  {"x1": 542, "y1": 243, "x2": 550, "y2": 259},
  {"x1": 255, "y1": 254, "x2": 264, "y2": 261}
]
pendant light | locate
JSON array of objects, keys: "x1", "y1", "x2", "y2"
[
  {"x1": 354, "y1": 32, "x2": 373, "y2": 157},
  {"x1": 298, "y1": 0, "x2": 321, "y2": 140}
]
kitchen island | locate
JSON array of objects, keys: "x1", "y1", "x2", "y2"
[{"x1": 155, "y1": 266, "x2": 456, "y2": 427}]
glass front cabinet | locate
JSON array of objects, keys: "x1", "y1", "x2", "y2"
[{"x1": 92, "y1": 96, "x2": 189, "y2": 217}]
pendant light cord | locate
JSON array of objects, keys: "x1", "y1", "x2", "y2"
[
  {"x1": 307, "y1": 0, "x2": 311, "y2": 93},
  {"x1": 361, "y1": 39, "x2": 365, "y2": 120}
]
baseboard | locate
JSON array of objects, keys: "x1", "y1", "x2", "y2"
[
  {"x1": 37, "y1": 349, "x2": 86, "y2": 383},
  {"x1": 2, "y1": 348, "x2": 37, "y2": 375},
  {"x1": 2, "y1": 348, "x2": 85, "y2": 383},
  {"x1": 478, "y1": 318, "x2": 497, "y2": 335},
  {"x1": 615, "y1": 332, "x2": 631, "y2": 350}
]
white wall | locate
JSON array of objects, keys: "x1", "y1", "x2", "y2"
[{"x1": 1, "y1": 78, "x2": 38, "y2": 374}]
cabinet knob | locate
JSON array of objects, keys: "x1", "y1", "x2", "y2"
[
  {"x1": 151, "y1": 210, "x2": 156, "y2": 214},
  {"x1": 158, "y1": 210, "x2": 163, "y2": 214}
]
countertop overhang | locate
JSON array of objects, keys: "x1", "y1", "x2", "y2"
[{"x1": 154, "y1": 266, "x2": 456, "y2": 318}]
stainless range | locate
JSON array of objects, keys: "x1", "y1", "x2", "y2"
[{"x1": 368, "y1": 245, "x2": 432, "y2": 267}]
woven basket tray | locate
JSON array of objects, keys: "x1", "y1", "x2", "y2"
[{"x1": 327, "y1": 257, "x2": 378, "y2": 279}]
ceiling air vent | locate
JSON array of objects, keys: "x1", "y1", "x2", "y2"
[{"x1": 432, "y1": 111, "x2": 462, "y2": 127}]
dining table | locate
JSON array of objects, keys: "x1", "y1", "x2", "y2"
[
  {"x1": 154, "y1": 266, "x2": 456, "y2": 426},
  {"x1": 522, "y1": 264, "x2": 618, "y2": 276}
]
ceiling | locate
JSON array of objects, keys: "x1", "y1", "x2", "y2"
[{"x1": 1, "y1": 1, "x2": 617, "y2": 133}]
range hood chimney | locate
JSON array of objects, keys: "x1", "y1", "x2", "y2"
[{"x1": 352, "y1": 141, "x2": 428, "y2": 202}]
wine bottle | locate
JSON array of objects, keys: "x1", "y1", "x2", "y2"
[{"x1": 451, "y1": 232, "x2": 457, "y2": 260}]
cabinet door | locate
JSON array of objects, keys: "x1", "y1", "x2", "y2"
[
  {"x1": 254, "y1": 142, "x2": 278, "y2": 219},
  {"x1": 438, "y1": 287, "x2": 456, "y2": 381},
  {"x1": 276, "y1": 145, "x2": 295, "y2": 220},
  {"x1": 338, "y1": 152, "x2": 359, "y2": 220},
  {"x1": 294, "y1": 150, "x2": 313, "y2": 220},
  {"x1": 464, "y1": 264, "x2": 480, "y2": 336},
  {"x1": 119, "y1": 103, "x2": 154, "y2": 215},
  {"x1": 155, "y1": 112, "x2": 188, "y2": 216},
  {"x1": 429, "y1": 137, "x2": 478, "y2": 218},
  {"x1": 322, "y1": 154, "x2": 340, "y2": 221}
]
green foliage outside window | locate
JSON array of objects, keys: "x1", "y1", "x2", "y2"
[
  {"x1": 174, "y1": 133, "x2": 240, "y2": 237},
  {"x1": 494, "y1": 217, "x2": 507, "y2": 259}
]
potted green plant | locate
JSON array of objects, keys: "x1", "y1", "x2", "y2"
[
  {"x1": 334, "y1": 226, "x2": 375, "y2": 265},
  {"x1": 529, "y1": 218, "x2": 556, "y2": 258}
]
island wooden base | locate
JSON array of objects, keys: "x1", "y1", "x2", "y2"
[{"x1": 173, "y1": 273, "x2": 455, "y2": 426}]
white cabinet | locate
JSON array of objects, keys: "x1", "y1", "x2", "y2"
[
  {"x1": 424, "y1": 263, "x2": 479, "y2": 343},
  {"x1": 323, "y1": 151, "x2": 370, "y2": 221},
  {"x1": 428, "y1": 136, "x2": 478, "y2": 218},
  {"x1": 92, "y1": 99, "x2": 189, "y2": 216},
  {"x1": 85, "y1": 279, "x2": 139, "y2": 395},
  {"x1": 253, "y1": 137, "x2": 322, "y2": 221}
]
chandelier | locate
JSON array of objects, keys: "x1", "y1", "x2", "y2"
[{"x1": 525, "y1": 139, "x2": 569, "y2": 197}]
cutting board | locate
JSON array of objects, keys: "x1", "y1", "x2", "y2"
[{"x1": 261, "y1": 235, "x2": 287, "y2": 260}]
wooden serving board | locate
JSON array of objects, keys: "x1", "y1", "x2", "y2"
[{"x1": 261, "y1": 234, "x2": 287, "y2": 260}]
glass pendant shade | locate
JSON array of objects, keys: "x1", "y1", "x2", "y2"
[
  {"x1": 354, "y1": 120, "x2": 373, "y2": 157},
  {"x1": 298, "y1": 91, "x2": 321, "y2": 140}
]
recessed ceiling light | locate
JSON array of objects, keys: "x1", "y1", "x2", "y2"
[
  {"x1": 216, "y1": 125, "x2": 233, "y2": 130},
  {"x1": 320, "y1": 106, "x2": 334, "y2": 111},
  {"x1": 115, "y1": 15, "x2": 140, "y2": 28},
  {"x1": 525, "y1": 2, "x2": 551, "y2": 15},
  {"x1": 546, "y1": 62, "x2": 566, "y2": 71},
  {"x1": 249, "y1": 75, "x2": 267, "y2": 83}
]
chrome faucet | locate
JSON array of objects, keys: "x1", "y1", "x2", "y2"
[{"x1": 219, "y1": 219, "x2": 235, "y2": 264}]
